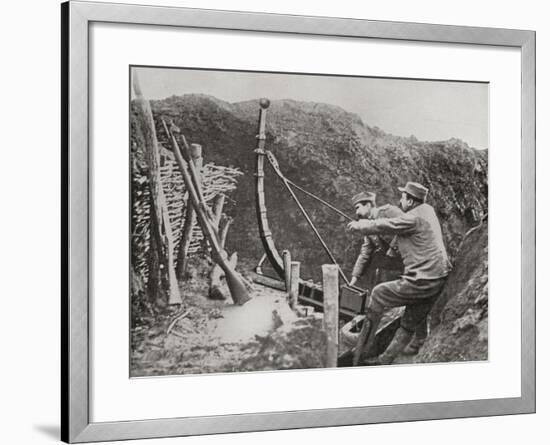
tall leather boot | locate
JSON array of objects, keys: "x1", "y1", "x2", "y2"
[
  {"x1": 364, "y1": 327, "x2": 413, "y2": 366},
  {"x1": 403, "y1": 319, "x2": 428, "y2": 355},
  {"x1": 402, "y1": 335, "x2": 426, "y2": 355},
  {"x1": 352, "y1": 311, "x2": 382, "y2": 366}
]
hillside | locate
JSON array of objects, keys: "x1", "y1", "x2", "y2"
[
  {"x1": 415, "y1": 220, "x2": 489, "y2": 362},
  {"x1": 140, "y1": 94, "x2": 487, "y2": 282}
]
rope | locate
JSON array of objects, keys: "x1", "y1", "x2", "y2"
[
  {"x1": 266, "y1": 152, "x2": 353, "y2": 221},
  {"x1": 287, "y1": 180, "x2": 354, "y2": 222},
  {"x1": 265, "y1": 151, "x2": 351, "y2": 286}
]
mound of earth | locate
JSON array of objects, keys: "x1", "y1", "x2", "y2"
[
  {"x1": 414, "y1": 220, "x2": 488, "y2": 363},
  {"x1": 134, "y1": 94, "x2": 487, "y2": 282}
]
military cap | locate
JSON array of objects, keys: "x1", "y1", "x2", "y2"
[
  {"x1": 398, "y1": 181, "x2": 429, "y2": 202},
  {"x1": 351, "y1": 191, "x2": 376, "y2": 206}
]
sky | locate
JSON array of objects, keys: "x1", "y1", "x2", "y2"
[{"x1": 133, "y1": 66, "x2": 488, "y2": 149}]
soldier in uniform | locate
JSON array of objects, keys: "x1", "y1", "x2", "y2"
[
  {"x1": 349, "y1": 191, "x2": 403, "y2": 290},
  {"x1": 347, "y1": 182, "x2": 451, "y2": 365}
]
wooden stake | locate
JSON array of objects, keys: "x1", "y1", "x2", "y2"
[
  {"x1": 208, "y1": 216, "x2": 233, "y2": 300},
  {"x1": 162, "y1": 199, "x2": 182, "y2": 305},
  {"x1": 132, "y1": 72, "x2": 181, "y2": 306},
  {"x1": 289, "y1": 261, "x2": 300, "y2": 310},
  {"x1": 176, "y1": 132, "x2": 215, "y2": 222},
  {"x1": 322, "y1": 264, "x2": 339, "y2": 368},
  {"x1": 282, "y1": 250, "x2": 291, "y2": 292},
  {"x1": 176, "y1": 143, "x2": 203, "y2": 280},
  {"x1": 218, "y1": 216, "x2": 233, "y2": 248},
  {"x1": 212, "y1": 194, "x2": 226, "y2": 230}
]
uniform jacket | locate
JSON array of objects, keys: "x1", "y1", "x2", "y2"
[
  {"x1": 351, "y1": 205, "x2": 401, "y2": 278},
  {"x1": 354, "y1": 203, "x2": 451, "y2": 281}
]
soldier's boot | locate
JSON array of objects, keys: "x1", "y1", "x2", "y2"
[
  {"x1": 402, "y1": 320, "x2": 428, "y2": 355},
  {"x1": 402, "y1": 334, "x2": 426, "y2": 355},
  {"x1": 364, "y1": 327, "x2": 414, "y2": 366},
  {"x1": 352, "y1": 311, "x2": 382, "y2": 366}
]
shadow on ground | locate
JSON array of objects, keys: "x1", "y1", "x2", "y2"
[{"x1": 33, "y1": 424, "x2": 59, "y2": 440}]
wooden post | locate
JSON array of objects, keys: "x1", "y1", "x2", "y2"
[
  {"x1": 176, "y1": 143, "x2": 203, "y2": 280},
  {"x1": 289, "y1": 261, "x2": 300, "y2": 310},
  {"x1": 132, "y1": 72, "x2": 181, "y2": 306},
  {"x1": 218, "y1": 216, "x2": 232, "y2": 247},
  {"x1": 162, "y1": 198, "x2": 182, "y2": 305},
  {"x1": 208, "y1": 216, "x2": 234, "y2": 300},
  {"x1": 282, "y1": 250, "x2": 291, "y2": 292},
  {"x1": 322, "y1": 264, "x2": 339, "y2": 368},
  {"x1": 212, "y1": 194, "x2": 226, "y2": 230}
]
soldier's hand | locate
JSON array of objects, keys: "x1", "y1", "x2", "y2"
[
  {"x1": 347, "y1": 221, "x2": 361, "y2": 232},
  {"x1": 349, "y1": 276, "x2": 358, "y2": 287}
]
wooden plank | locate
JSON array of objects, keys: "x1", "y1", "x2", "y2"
[
  {"x1": 289, "y1": 261, "x2": 300, "y2": 310},
  {"x1": 282, "y1": 250, "x2": 291, "y2": 292},
  {"x1": 322, "y1": 265, "x2": 339, "y2": 367}
]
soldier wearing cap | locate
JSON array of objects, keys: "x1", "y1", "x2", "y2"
[
  {"x1": 349, "y1": 192, "x2": 402, "y2": 289},
  {"x1": 347, "y1": 181, "x2": 452, "y2": 365}
]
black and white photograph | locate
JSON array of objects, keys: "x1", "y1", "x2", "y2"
[
  {"x1": 1, "y1": 0, "x2": 544, "y2": 442},
  {"x1": 130, "y1": 66, "x2": 488, "y2": 377}
]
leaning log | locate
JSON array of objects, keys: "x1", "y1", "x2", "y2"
[
  {"x1": 210, "y1": 252, "x2": 238, "y2": 300},
  {"x1": 165, "y1": 127, "x2": 250, "y2": 305},
  {"x1": 208, "y1": 216, "x2": 234, "y2": 300},
  {"x1": 176, "y1": 143, "x2": 203, "y2": 280},
  {"x1": 132, "y1": 72, "x2": 181, "y2": 306}
]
